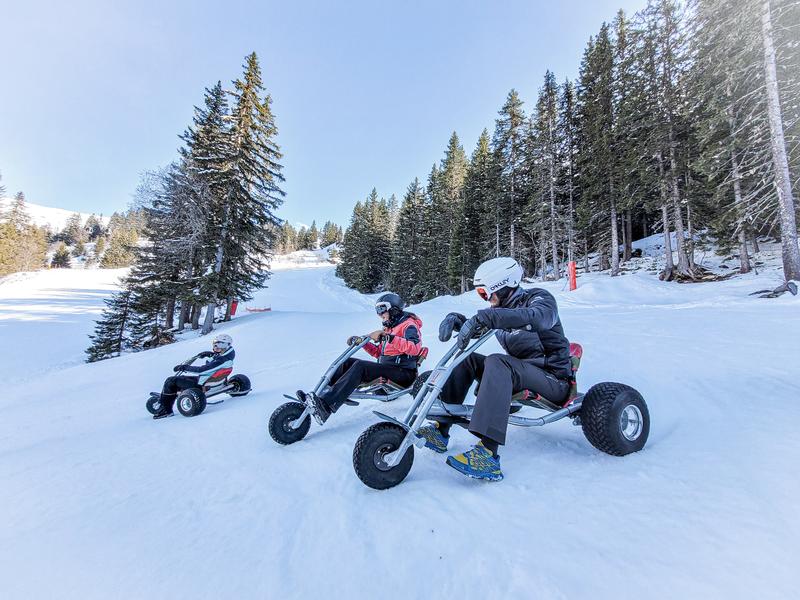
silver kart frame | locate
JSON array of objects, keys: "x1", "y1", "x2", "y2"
[
  {"x1": 285, "y1": 337, "x2": 412, "y2": 430},
  {"x1": 175, "y1": 354, "x2": 240, "y2": 405},
  {"x1": 374, "y1": 330, "x2": 584, "y2": 469}
]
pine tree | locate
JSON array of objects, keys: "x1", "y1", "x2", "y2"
[
  {"x1": 51, "y1": 242, "x2": 72, "y2": 268},
  {"x1": 389, "y1": 179, "x2": 427, "y2": 300},
  {"x1": 577, "y1": 24, "x2": 619, "y2": 275},
  {"x1": 85, "y1": 290, "x2": 134, "y2": 361},
  {"x1": 101, "y1": 217, "x2": 138, "y2": 268},
  {"x1": 491, "y1": 90, "x2": 528, "y2": 259},
  {"x1": 307, "y1": 220, "x2": 319, "y2": 249},
  {"x1": 437, "y1": 133, "x2": 468, "y2": 290},
  {"x1": 200, "y1": 54, "x2": 285, "y2": 334},
  {"x1": 462, "y1": 130, "x2": 495, "y2": 280},
  {"x1": 84, "y1": 215, "x2": 104, "y2": 241},
  {"x1": 529, "y1": 70, "x2": 563, "y2": 279},
  {"x1": 62, "y1": 212, "x2": 85, "y2": 246},
  {"x1": 558, "y1": 80, "x2": 580, "y2": 263}
]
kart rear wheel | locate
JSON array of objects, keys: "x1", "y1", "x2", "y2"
[
  {"x1": 269, "y1": 402, "x2": 311, "y2": 445},
  {"x1": 146, "y1": 396, "x2": 162, "y2": 415},
  {"x1": 228, "y1": 374, "x2": 251, "y2": 396},
  {"x1": 411, "y1": 370, "x2": 432, "y2": 398},
  {"x1": 580, "y1": 382, "x2": 649, "y2": 456},
  {"x1": 176, "y1": 389, "x2": 206, "y2": 417},
  {"x1": 353, "y1": 422, "x2": 414, "y2": 490}
]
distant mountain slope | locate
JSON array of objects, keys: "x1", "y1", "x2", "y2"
[{"x1": 0, "y1": 197, "x2": 111, "y2": 231}]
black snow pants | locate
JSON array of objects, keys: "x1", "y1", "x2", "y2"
[
  {"x1": 320, "y1": 358, "x2": 416, "y2": 412},
  {"x1": 160, "y1": 375, "x2": 201, "y2": 411},
  {"x1": 440, "y1": 353, "x2": 569, "y2": 445}
]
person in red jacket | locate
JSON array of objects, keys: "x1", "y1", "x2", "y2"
[{"x1": 298, "y1": 292, "x2": 423, "y2": 424}]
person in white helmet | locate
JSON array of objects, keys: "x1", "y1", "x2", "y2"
[
  {"x1": 418, "y1": 257, "x2": 571, "y2": 481},
  {"x1": 151, "y1": 334, "x2": 235, "y2": 419}
]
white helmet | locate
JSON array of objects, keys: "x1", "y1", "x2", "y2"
[
  {"x1": 212, "y1": 333, "x2": 233, "y2": 352},
  {"x1": 473, "y1": 257, "x2": 524, "y2": 300}
]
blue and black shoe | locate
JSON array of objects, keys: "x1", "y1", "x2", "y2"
[
  {"x1": 446, "y1": 443, "x2": 503, "y2": 481},
  {"x1": 416, "y1": 423, "x2": 449, "y2": 454}
]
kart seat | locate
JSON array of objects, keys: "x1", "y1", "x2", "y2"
[
  {"x1": 510, "y1": 342, "x2": 583, "y2": 411},
  {"x1": 359, "y1": 377, "x2": 406, "y2": 392},
  {"x1": 203, "y1": 367, "x2": 233, "y2": 391}
]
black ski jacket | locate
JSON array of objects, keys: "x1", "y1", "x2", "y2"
[{"x1": 476, "y1": 287, "x2": 571, "y2": 380}]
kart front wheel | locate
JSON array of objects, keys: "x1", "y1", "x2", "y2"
[
  {"x1": 269, "y1": 402, "x2": 311, "y2": 445},
  {"x1": 176, "y1": 389, "x2": 206, "y2": 417},
  {"x1": 146, "y1": 396, "x2": 162, "y2": 415},
  {"x1": 580, "y1": 382, "x2": 649, "y2": 456},
  {"x1": 353, "y1": 422, "x2": 414, "y2": 490},
  {"x1": 228, "y1": 374, "x2": 251, "y2": 396}
]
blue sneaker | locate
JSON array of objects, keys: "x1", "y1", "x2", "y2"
[
  {"x1": 416, "y1": 423, "x2": 449, "y2": 453},
  {"x1": 446, "y1": 443, "x2": 503, "y2": 481}
]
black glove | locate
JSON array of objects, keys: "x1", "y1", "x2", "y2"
[
  {"x1": 347, "y1": 335, "x2": 364, "y2": 346},
  {"x1": 438, "y1": 312, "x2": 467, "y2": 342},
  {"x1": 173, "y1": 364, "x2": 183, "y2": 372},
  {"x1": 456, "y1": 314, "x2": 489, "y2": 350},
  {"x1": 197, "y1": 351, "x2": 213, "y2": 358}
]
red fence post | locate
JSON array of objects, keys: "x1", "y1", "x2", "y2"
[
  {"x1": 230, "y1": 299, "x2": 239, "y2": 316},
  {"x1": 568, "y1": 261, "x2": 577, "y2": 291}
]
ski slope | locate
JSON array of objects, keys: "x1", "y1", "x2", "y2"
[{"x1": 1, "y1": 261, "x2": 798, "y2": 599}]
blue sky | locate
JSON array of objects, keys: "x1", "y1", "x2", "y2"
[{"x1": 1, "y1": 0, "x2": 645, "y2": 227}]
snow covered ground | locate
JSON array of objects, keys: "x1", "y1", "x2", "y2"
[{"x1": 1, "y1": 257, "x2": 798, "y2": 599}]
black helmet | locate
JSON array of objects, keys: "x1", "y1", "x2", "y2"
[{"x1": 375, "y1": 292, "x2": 404, "y2": 316}]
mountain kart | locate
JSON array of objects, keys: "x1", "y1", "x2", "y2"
[
  {"x1": 352, "y1": 331, "x2": 650, "y2": 489},
  {"x1": 268, "y1": 337, "x2": 429, "y2": 445},
  {"x1": 146, "y1": 353, "x2": 252, "y2": 417}
]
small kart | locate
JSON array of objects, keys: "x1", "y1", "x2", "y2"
[
  {"x1": 145, "y1": 353, "x2": 252, "y2": 417},
  {"x1": 268, "y1": 337, "x2": 429, "y2": 445},
  {"x1": 352, "y1": 330, "x2": 650, "y2": 489}
]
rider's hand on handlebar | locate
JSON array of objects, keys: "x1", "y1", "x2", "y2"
[
  {"x1": 438, "y1": 312, "x2": 467, "y2": 342},
  {"x1": 173, "y1": 364, "x2": 183, "y2": 372},
  {"x1": 347, "y1": 335, "x2": 363, "y2": 346},
  {"x1": 456, "y1": 314, "x2": 489, "y2": 350}
]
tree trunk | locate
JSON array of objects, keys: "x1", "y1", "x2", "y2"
[
  {"x1": 751, "y1": 233, "x2": 760, "y2": 254},
  {"x1": 610, "y1": 199, "x2": 620, "y2": 276},
  {"x1": 191, "y1": 303, "x2": 201, "y2": 330},
  {"x1": 657, "y1": 154, "x2": 675, "y2": 280},
  {"x1": 668, "y1": 144, "x2": 692, "y2": 276},
  {"x1": 583, "y1": 239, "x2": 590, "y2": 273},
  {"x1": 164, "y1": 297, "x2": 175, "y2": 330},
  {"x1": 539, "y1": 233, "x2": 547, "y2": 281},
  {"x1": 738, "y1": 229, "x2": 751, "y2": 274},
  {"x1": 661, "y1": 204, "x2": 674, "y2": 280},
  {"x1": 686, "y1": 203, "x2": 696, "y2": 271},
  {"x1": 550, "y1": 159, "x2": 560, "y2": 279},
  {"x1": 224, "y1": 298, "x2": 233, "y2": 321},
  {"x1": 202, "y1": 202, "x2": 231, "y2": 335},
  {"x1": 599, "y1": 245, "x2": 610, "y2": 271},
  {"x1": 731, "y1": 147, "x2": 751, "y2": 274},
  {"x1": 761, "y1": 0, "x2": 800, "y2": 281},
  {"x1": 177, "y1": 302, "x2": 189, "y2": 331},
  {"x1": 622, "y1": 210, "x2": 632, "y2": 262}
]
